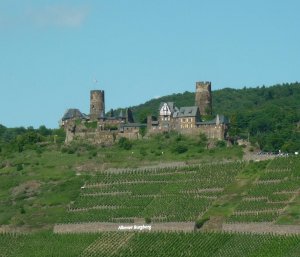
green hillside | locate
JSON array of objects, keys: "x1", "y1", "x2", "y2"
[
  {"x1": 0, "y1": 148, "x2": 300, "y2": 256},
  {"x1": 129, "y1": 82, "x2": 300, "y2": 152},
  {"x1": 0, "y1": 83, "x2": 300, "y2": 257}
]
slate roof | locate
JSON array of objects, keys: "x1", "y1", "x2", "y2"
[
  {"x1": 196, "y1": 114, "x2": 229, "y2": 125},
  {"x1": 177, "y1": 106, "x2": 199, "y2": 117},
  {"x1": 61, "y1": 109, "x2": 88, "y2": 121}
]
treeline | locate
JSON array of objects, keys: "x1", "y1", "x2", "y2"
[
  {"x1": 0, "y1": 125, "x2": 65, "y2": 154},
  {"x1": 130, "y1": 82, "x2": 300, "y2": 152}
]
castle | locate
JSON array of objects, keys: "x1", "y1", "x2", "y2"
[{"x1": 60, "y1": 82, "x2": 229, "y2": 144}]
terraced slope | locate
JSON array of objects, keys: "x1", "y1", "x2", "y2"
[
  {"x1": 226, "y1": 157, "x2": 300, "y2": 223},
  {"x1": 59, "y1": 157, "x2": 300, "y2": 227},
  {"x1": 61, "y1": 162, "x2": 243, "y2": 223}
]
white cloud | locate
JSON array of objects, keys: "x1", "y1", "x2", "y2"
[{"x1": 27, "y1": 4, "x2": 89, "y2": 28}]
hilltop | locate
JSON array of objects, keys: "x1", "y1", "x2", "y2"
[{"x1": 128, "y1": 82, "x2": 300, "y2": 152}]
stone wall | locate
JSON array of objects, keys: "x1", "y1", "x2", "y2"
[
  {"x1": 73, "y1": 131, "x2": 115, "y2": 146},
  {"x1": 179, "y1": 124, "x2": 226, "y2": 140},
  {"x1": 64, "y1": 120, "x2": 141, "y2": 144}
]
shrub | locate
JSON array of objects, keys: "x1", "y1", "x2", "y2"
[
  {"x1": 173, "y1": 144, "x2": 188, "y2": 154},
  {"x1": 84, "y1": 121, "x2": 98, "y2": 129},
  {"x1": 139, "y1": 148, "x2": 147, "y2": 156},
  {"x1": 89, "y1": 150, "x2": 97, "y2": 158},
  {"x1": 20, "y1": 206, "x2": 26, "y2": 214},
  {"x1": 67, "y1": 148, "x2": 75, "y2": 154},
  {"x1": 16, "y1": 163, "x2": 23, "y2": 171},
  {"x1": 139, "y1": 127, "x2": 147, "y2": 138},
  {"x1": 145, "y1": 217, "x2": 151, "y2": 224},
  {"x1": 118, "y1": 137, "x2": 133, "y2": 150},
  {"x1": 199, "y1": 133, "x2": 208, "y2": 147},
  {"x1": 175, "y1": 134, "x2": 183, "y2": 142},
  {"x1": 195, "y1": 217, "x2": 210, "y2": 229},
  {"x1": 61, "y1": 147, "x2": 68, "y2": 153},
  {"x1": 216, "y1": 140, "x2": 226, "y2": 148}
]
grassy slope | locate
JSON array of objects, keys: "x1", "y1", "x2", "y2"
[
  {"x1": 0, "y1": 143, "x2": 299, "y2": 256},
  {"x1": 1, "y1": 141, "x2": 300, "y2": 229},
  {"x1": 0, "y1": 138, "x2": 243, "y2": 229}
]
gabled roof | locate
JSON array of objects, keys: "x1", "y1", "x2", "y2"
[
  {"x1": 159, "y1": 102, "x2": 178, "y2": 113},
  {"x1": 61, "y1": 109, "x2": 88, "y2": 121},
  {"x1": 177, "y1": 106, "x2": 199, "y2": 117}
]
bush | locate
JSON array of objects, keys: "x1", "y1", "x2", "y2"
[
  {"x1": 199, "y1": 133, "x2": 208, "y2": 147},
  {"x1": 139, "y1": 127, "x2": 147, "y2": 138},
  {"x1": 61, "y1": 147, "x2": 68, "y2": 153},
  {"x1": 84, "y1": 121, "x2": 98, "y2": 129},
  {"x1": 172, "y1": 144, "x2": 188, "y2": 154},
  {"x1": 118, "y1": 137, "x2": 133, "y2": 150},
  {"x1": 20, "y1": 206, "x2": 26, "y2": 214},
  {"x1": 139, "y1": 148, "x2": 147, "y2": 156},
  {"x1": 89, "y1": 150, "x2": 97, "y2": 158},
  {"x1": 216, "y1": 140, "x2": 226, "y2": 148},
  {"x1": 175, "y1": 134, "x2": 183, "y2": 142},
  {"x1": 145, "y1": 217, "x2": 151, "y2": 224},
  {"x1": 16, "y1": 163, "x2": 23, "y2": 171},
  {"x1": 67, "y1": 148, "x2": 75, "y2": 154},
  {"x1": 195, "y1": 217, "x2": 210, "y2": 229}
]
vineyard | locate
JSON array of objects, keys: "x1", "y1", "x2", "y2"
[
  {"x1": 1, "y1": 155, "x2": 300, "y2": 256},
  {"x1": 226, "y1": 157, "x2": 300, "y2": 223},
  {"x1": 61, "y1": 162, "x2": 244, "y2": 223},
  {"x1": 59, "y1": 157, "x2": 300, "y2": 225},
  {"x1": 0, "y1": 231, "x2": 299, "y2": 257}
]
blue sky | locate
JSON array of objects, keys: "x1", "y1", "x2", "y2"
[{"x1": 0, "y1": 0, "x2": 299, "y2": 128}]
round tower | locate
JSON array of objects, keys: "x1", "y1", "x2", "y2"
[
  {"x1": 90, "y1": 90, "x2": 105, "y2": 120},
  {"x1": 195, "y1": 81, "x2": 212, "y2": 115}
]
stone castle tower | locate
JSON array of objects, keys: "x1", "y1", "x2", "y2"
[
  {"x1": 195, "y1": 81, "x2": 212, "y2": 115},
  {"x1": 90, "y1": 90, "x2": 105, "y2": 120}
]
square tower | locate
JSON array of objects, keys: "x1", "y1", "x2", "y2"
[
  {"x1": 195, "y1": 81, "x2": 212, "y2": 115},
  {"x1": 90, "y1": 90, "x2": 105, "y2": 120}
]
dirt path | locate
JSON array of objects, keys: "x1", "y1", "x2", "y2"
[
  {"x1": 53, "y1": 222, "x2": 195, "y2": 233},
  {"x1": 223, "y1": 222, "x2": 300, "y2": 235}
]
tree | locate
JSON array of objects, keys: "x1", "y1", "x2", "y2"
[{"x1": 138, "y1": 108, "x2": 152, "y2": 123}]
